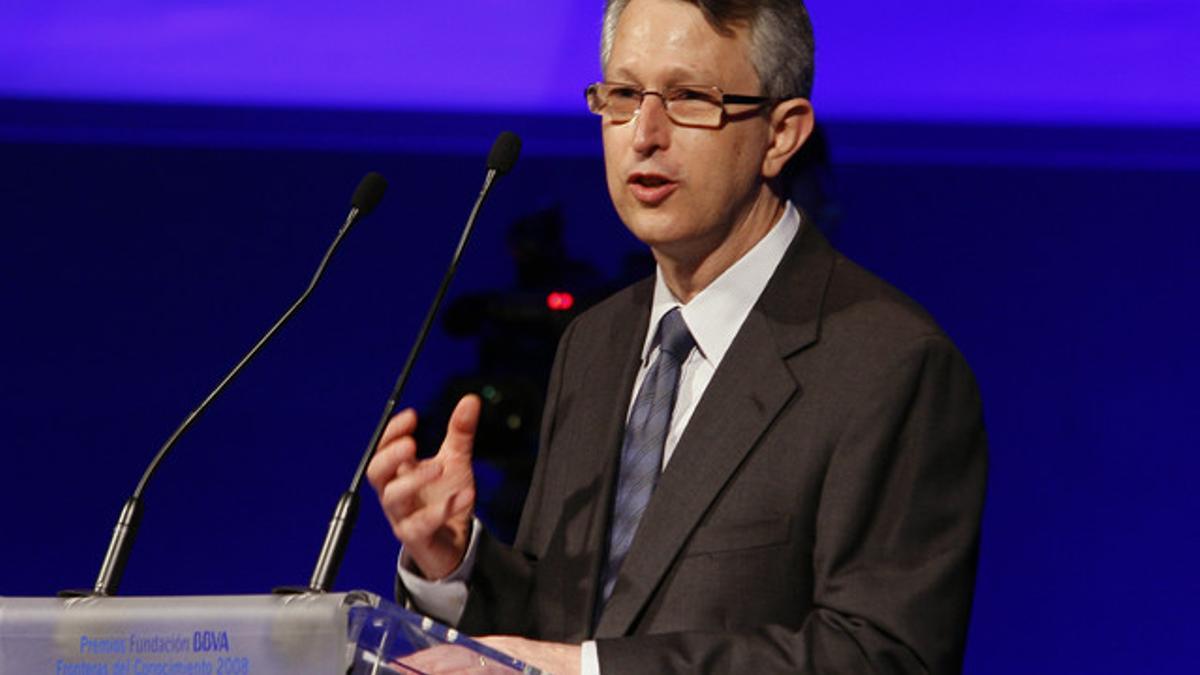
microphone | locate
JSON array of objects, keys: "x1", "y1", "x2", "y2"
[
  {"x1": 303, "y1": 132, "x2": 521, "y2": 593},
  {"x1": 352, "y1": 172, "x2": 389, "y2": 216},
  {"x1": 64, "y1": 172, "x2": 388, "y2": 597},
  {"x1": 487, "y1": 131, "x2": 521, "y2": 175}
]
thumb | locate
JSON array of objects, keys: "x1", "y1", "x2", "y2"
[{"x1": 441, "y1": 394, "x2": 481, "y2": 460}]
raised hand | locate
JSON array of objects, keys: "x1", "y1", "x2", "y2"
[{"x1": 367, "y1": 394, "x2": 480, "y2": 580}]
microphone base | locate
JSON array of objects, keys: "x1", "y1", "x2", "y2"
[
  {"x1": 306, "y1": 491, "x2": 360, "y2": 593},
  {"x1": 270, "y1": 585, "x2": 319, "y2": 595},
  {"x1": 57, "y1": 589, "x2": 101, "y2": 598}
]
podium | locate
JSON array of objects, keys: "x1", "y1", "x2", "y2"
[{"x1": 0, "y1": 591, "x2": 540, "y2": 673}]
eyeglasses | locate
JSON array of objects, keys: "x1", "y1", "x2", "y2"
[{"x1": 584, "y1": 82, "x2": 777, "y2": 129}]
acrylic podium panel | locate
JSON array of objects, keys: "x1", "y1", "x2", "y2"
[{"x1": 0, "y1": 591, "x2": 539, "y2": 674}]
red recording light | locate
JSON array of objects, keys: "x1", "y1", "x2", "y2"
[{"x1": 546, "y1": 291, "x2": 575, "y2": 311}]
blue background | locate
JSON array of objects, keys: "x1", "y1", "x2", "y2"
[{"x1": 1, "y1": 2, "x2": 1197, "y2": 672}]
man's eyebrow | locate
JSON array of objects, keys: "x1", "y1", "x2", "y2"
[
  {"x1": 660, "y1": 65, "x2": 714, "y2": 84},
  {"x1": 606, "y1": 65, "x2": 640, "y2": 82}
]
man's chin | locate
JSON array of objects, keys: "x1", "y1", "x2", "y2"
[
  {"x1": 619, "y1": 207, "x2": 686, "y2": 244},
  {"x1": 623, "y1": 222, "x2": 682, "y2": 250},
  {"x1": 623, "y1": 224, "x2": 711, "y2": 268}
]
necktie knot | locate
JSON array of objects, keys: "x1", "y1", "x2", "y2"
[{"x1": 657, "y1": 307, "x2": 695, "y2": 361}]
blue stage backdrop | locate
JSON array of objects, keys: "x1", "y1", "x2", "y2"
[
  {"x1": 1, "y1": 2, "x2": 1197, "y2": 674},
  {"x1": 2, "y1": 1, "x2": 1198, "y2": 124}
]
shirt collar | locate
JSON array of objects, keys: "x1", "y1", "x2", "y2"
[{"x1": 642, "y1": 201, "x2": 802, "y2": 367}]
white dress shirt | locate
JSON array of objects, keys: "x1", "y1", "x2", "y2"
[{"x1": 399, "y1": 202, "x2": 802, "y2": 674}]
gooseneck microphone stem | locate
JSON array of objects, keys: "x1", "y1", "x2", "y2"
[
  {"x1": 137, "y1": 206, "x2": 360, "y2": 500},
  {"x1": 307, "y1": 171, "x2": 497, "y2": 593},
  {"x1": 308, "y1": 132, "x2": 520, "y2": 592},
  {"x1": 354, "y1": 169, "x2": 499, "y2": 494},
  {"x1": 80, "y1": 173, "x2": 388, "y2": 597}
]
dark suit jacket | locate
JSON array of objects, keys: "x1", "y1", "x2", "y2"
[{"x1": 439, "y1": 221, "x2": 988, "y2": 673}]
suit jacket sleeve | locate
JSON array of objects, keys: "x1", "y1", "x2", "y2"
[{"x1": 454, "y1": 317, "x2": 581, "y2": 636}]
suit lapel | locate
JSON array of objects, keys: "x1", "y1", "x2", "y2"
[
  {"x1": 594, "y1": 221, "x2": 837, "y2": 637},
  {"x1": 553, "y1": 280, "x2": 652, "y2": 637}
]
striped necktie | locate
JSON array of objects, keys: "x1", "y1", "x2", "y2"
[{"x1": 599, "y1": 306, "x2": 695, "y2": 605}]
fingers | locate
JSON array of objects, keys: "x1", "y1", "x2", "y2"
[
  {"x1": 367, "y1": 397, "x2": 478, "y2": 571},
  {"x1": 382, "y1": 477, "x2": 471, "y2": 539},
  {"x1": 475, "y1": 637, "x2": 579, "y2": 674},
  {"x1": 398, "y1": 644, "x2": 517, "y2": 674},
  {"x1": 397, "y1": 644, "x2": 483, "y2": 673},
  {"x1": 366, "y1": 409, "x2": 418, "y2": 493},
  {"x1": 440, "y1": 394, "x2": 481, "y2": 461},
  {"x1": 379, "y1": 407, "x2": 418, "y2": 450},
  {"x1": 379, "y1": 459, "x2": 444, "y2": 521}
]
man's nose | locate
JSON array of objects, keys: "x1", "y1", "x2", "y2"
[{"x1": 632, "y1": 94, "x2": 671, "y2": 154}]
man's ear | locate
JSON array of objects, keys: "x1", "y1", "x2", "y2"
[{"x1": 762, "y1": 98, "x2": 815, "y2": 179}]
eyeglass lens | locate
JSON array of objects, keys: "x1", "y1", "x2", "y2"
[{"x1": 588, "y1": 84, "x2": 725, "y2": 128}]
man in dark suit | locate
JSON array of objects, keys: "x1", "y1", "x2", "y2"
[{"x1": 367, "y1": 0, "x2": 987, "y2": 672}]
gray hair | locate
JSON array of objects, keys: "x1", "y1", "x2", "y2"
[{"x1": 600, "y1": 0, "x2": 816, "y2": 100}]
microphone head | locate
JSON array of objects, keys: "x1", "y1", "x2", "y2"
[
  {"x1": 487, "y1": 132, "x2": 522, "y2": 176},
  {"x1": 351, "y1": 172, "x2": 388, "y2": 216}
]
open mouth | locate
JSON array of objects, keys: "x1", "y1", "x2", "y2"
[
  {"x1": 628, "y1": 173, "x2": 678, "y2": 204},
  {"x1": 632, "y1": 174, "x2": 672, "y2": 187}
]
